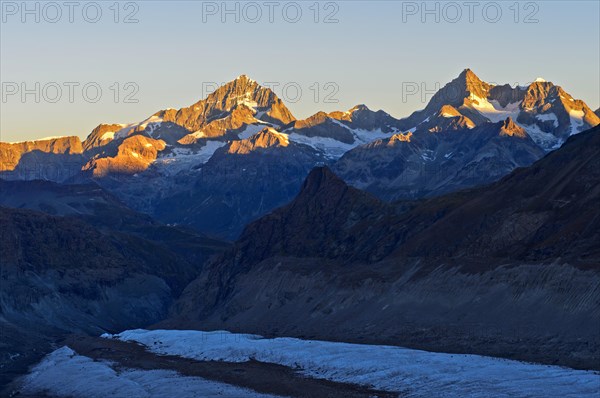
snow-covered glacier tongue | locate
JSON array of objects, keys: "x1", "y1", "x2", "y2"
[
  {"x1": 96, "y1": 329, "x2": 600, "y2": 398},
  {"x1": 18, "y1": 346, "x2": 282, "y2": 398}
]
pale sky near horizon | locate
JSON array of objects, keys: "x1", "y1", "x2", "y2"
[{"x1": 1, "y1": 0, "x2": 598, "y2": 142}]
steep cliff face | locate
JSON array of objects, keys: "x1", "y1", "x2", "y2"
[
  {"x1": 82, "y1": 135, "x2": 167, "y2": 177},
  {"x1": 155, "y1": 75, "x2": 295, "y2": 133},
  {"x1": 82, "y1": 124, "x2": 127, "y2": 151},
  {"x1": 172, "y1": 126, "x2": 600, "y2": 370},
  {"x1": 0, "y1": 136, "x2": 83, "y2": 169},
  {"x1": 333, "y1": 118, "x2": 544, "y2": 201},
  {"x1": 225, "y1": 128, "x2": 289, "y2": 154},
  {"x1": 399, "y1": 69, "x2": 600, "y2": 150},
  {"x1": 177, "y1": 105, "x2": 263, "y2": 144},
  {"x1": 0, "y1": 136, "x2": 84, "y2": 181},
  {"x1": 516, "y1": 81, "x2": 599, "y2": 142},
  {"x1": 153, "y1": 129, "x2": 326, "y2": 239}
]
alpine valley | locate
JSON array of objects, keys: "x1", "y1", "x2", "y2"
[{"x1": 1, "y1": 69, "x2": 599, "y2": 397}]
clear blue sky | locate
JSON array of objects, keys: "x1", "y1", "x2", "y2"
[{"x1": 1, "y1": 0, "x2": 598, "y2": 142}]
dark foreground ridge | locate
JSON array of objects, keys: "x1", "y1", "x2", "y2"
[
  {"x1": 169, "y1": 126, "x2": 600, "y2": 370},
  {"x1": 0, "y1": 202, "x2": 229, "y2": 388}
]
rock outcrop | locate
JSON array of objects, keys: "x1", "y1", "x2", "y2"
[
  {"x1": 399, "y1": 69, "x2": 600, "y2": 150},
  {"x1": 155, "y1": 75, "x2": 295, "y2": 134},
  {"x1": 83, "y1": 135, "x2": 167, "y2": 177},
  {"x1": 82, "y1": 124, "x2": 126, "y2": 151},
  {"x1": 333, "y1": 118, "x2": 543, "y2": 201},
  {"x1": 0, "y1": 136, "x2": 84, "y2": 181},
  {"x1": 153, "y1": 129, "x2": 326, "y2": 239}
]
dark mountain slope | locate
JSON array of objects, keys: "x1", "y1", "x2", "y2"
[
  {"x1": 172, "y1": 126, "x2": 600, "y2": 370},
  {"x1": 333, "y1": 118, "x2": 545, "y2": 201},
  {"x1": 0, "y1": 179, "x2": 150, "y2": 226},
  {"x1": 0, "y1": 202, "x2": 229, "y2": 387},
  {"x1": 0, "y1": 179, "x2": 230, "y2": 263},
  {"x1": 154, "y1": 129, "x2": 327, "y2": 239},
  {"x1": 236, "y1": 166, "x2": 395, "y2": 264},
  {"x1": 240, "y1": 125, "x2": 599, "y2": 266},
  {"x1": 394, "y1": 126, "x2": 600, "y2": 263}
]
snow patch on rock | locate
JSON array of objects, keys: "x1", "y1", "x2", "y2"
[
  {"x1": 535, "y1": 113, "x2": 559, "y2": 128},
  {"x1": 569, "y1": 109, "x2": 585, "y2": 135},
  {"x1": 469, "y1": 95, "x2": 521, "y2": 123},
  {"x1": 100, "y1": 131, "x2": 116, "y2": 141}
]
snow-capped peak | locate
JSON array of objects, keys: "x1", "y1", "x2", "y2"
[
  {"x1": 234, "y1": 74, "x2": 256, "y2": 84},
  {"x1": 350, "y1": 104, "x2": 370, "y2": 112}
]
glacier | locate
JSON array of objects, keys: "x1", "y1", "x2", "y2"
[{"x1": 99, "y1": 329, "x2": 600, "y2": 398}]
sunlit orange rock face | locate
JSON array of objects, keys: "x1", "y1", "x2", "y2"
[
  {"x1": 155, "y1": 75, "x2": 295, "y2": 133},
  {"x1": 178, "y1": 105, "x2": 258, "y2": 144},
  {"x1": 83, "y1": 135, "x2": 166, "y2": 177},
  {"x1": 420, "y1": 105, "x2": 475, "y2": 133},
  {"x1": 398, "y1": 69, "x2": 600, "y2": 146},
  {"x1": 0, "y1": 137, "x2": 83, "y2": 172},
  {"x1": 387, "y1": 132, "x2": 412, "y2": 145},
  {"x1": 499, "y1": 117, "x2": 527, "y2": 138},
  {"x1": 82, "y1": 124, "x2": 125, "y2": 151},
  {"x1": 226, "y1": 128, "x2": 289, "y2": 155},
  {"x1": 289, "y1": 111, "x2": 357, "y2": 144},
  {"x1": 518, "y1": 81, "x2": 600, "y2": 130}
]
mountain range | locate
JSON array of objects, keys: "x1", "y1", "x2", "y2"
[
  {"x1": 169, "y1": 125, "x2": 600, "y2": 370},
  {"x1": 1, "y1": 69, "x2": 599, "y2": 392},
  {"x1": 1, "y1": 69, "x2": 598, "y2": 240}
]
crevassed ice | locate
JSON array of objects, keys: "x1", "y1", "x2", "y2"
[
  {"x1": 104, "y1": 329, "x2": 600, "y2": 398},
  {"x1": 287, "y1": 120, "x2": 393, "y2": 160},
  {"x1": 521, "y1": 123, "x2": 563, "y2": 150},
  {"x1": 154, "y1": 141, "x2": 226, "y2": 175},
  {"x1": 20, "y1": 346, "x2": 282, "y2": 398}
]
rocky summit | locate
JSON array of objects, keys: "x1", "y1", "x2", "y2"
[
  {"x1": 1, "y1": 70, "x2": 596, "y2": 240},
  {"x1": 399, "y1": 69, "x2": 599, "y2": 150},
  {"x1": 333, "y1": 116, "x2": 544, "y2": 201}
]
